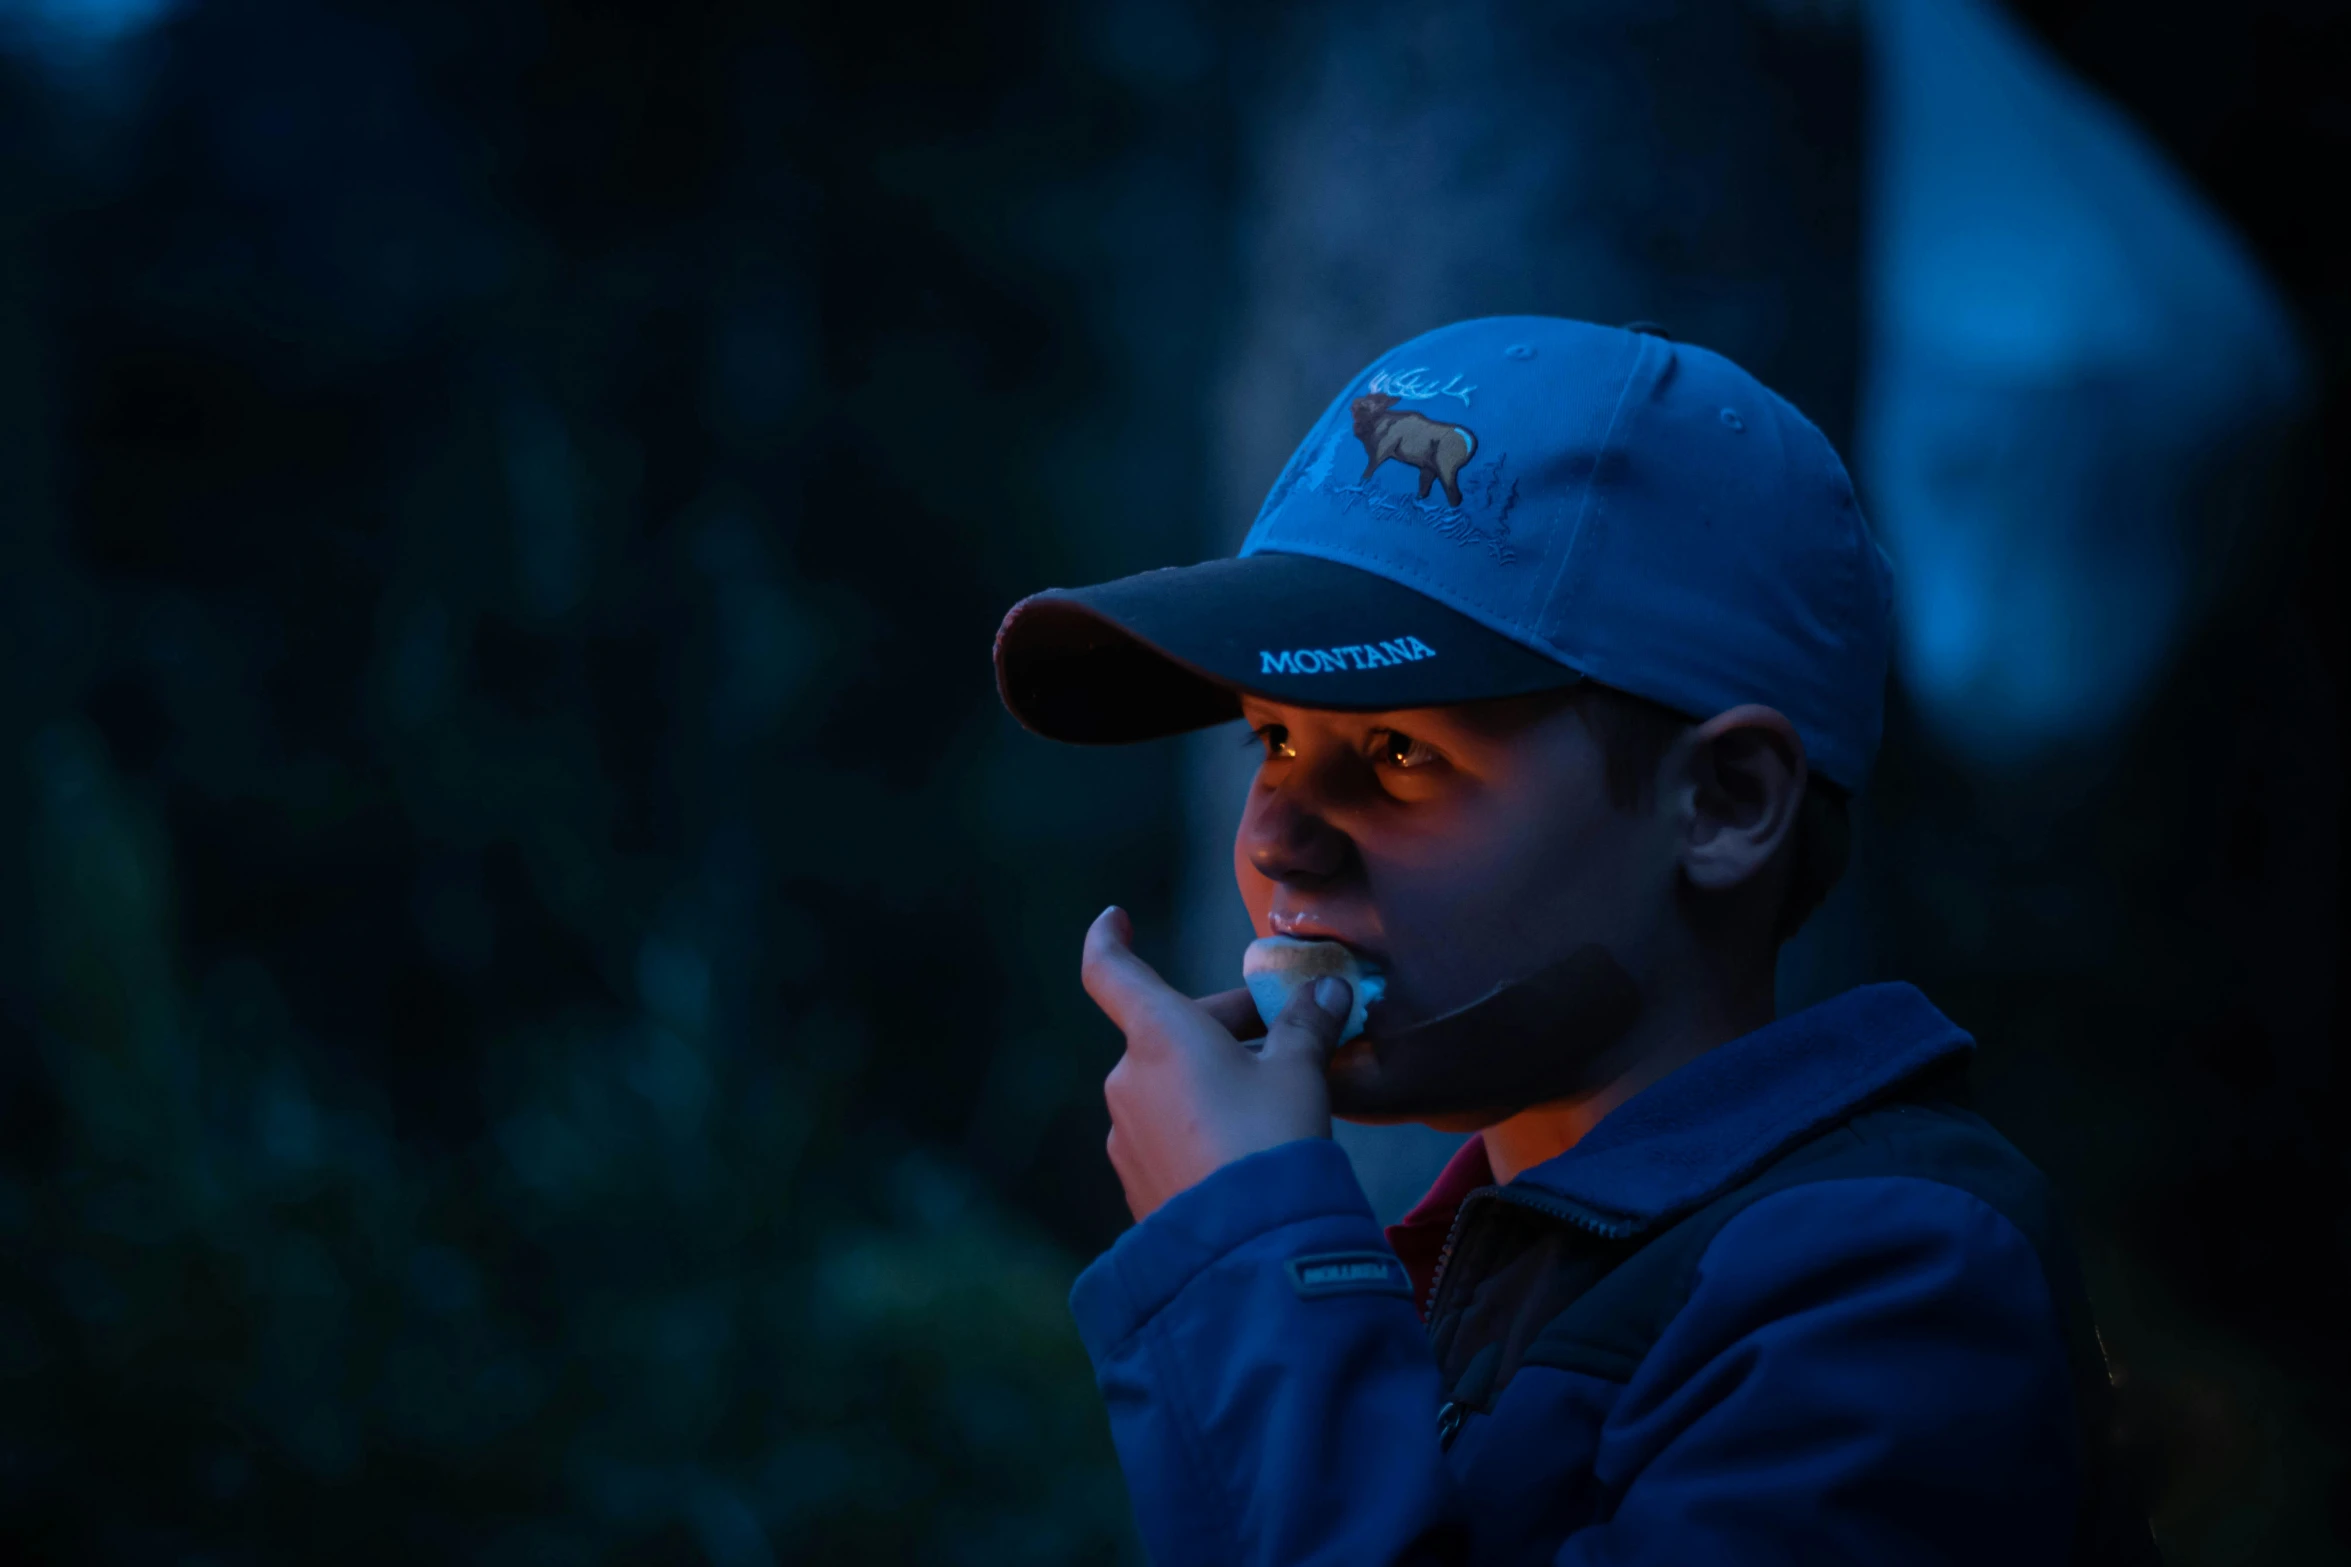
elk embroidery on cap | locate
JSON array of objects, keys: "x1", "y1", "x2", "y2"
[{"x1": 1351, "y1": 393, "x2": 1480, "y2": 507}]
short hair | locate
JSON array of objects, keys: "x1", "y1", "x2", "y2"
[{"x1": 1560, "y1": 683, "x2": 1851, "y2": 947}]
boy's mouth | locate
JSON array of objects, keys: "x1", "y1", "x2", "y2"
[{"x1": 1264, "y1": 909, "x2": 1386, "y2": 968}]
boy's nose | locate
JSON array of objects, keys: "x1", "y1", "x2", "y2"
[{"x1": 1241, "y1": 788, "x2": 1355, "y2": 888}]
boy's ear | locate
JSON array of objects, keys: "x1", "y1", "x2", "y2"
[{"x1": 1674, "y1": 705, "x2": 1806, "y2": 893}]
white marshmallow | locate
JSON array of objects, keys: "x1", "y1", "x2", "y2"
[{"x1": 1241, "y1": 936, "x2": 1386, "y2": 1044}]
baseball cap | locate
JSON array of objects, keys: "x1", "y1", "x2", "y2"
[{"x1": 993, "y1": 316, "x2": 1895, "y2": 790}]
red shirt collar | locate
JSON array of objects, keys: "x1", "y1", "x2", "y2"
[{"x1": 1382, "y1": 1134, "x2": 1495, "y2": 1318}]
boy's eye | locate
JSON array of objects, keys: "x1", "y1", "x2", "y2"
[
  {"x1": 1375, "y1": 729, "x2": 1442, "y2": 770},
  {"x1": 1246, "y1": 723, "x2": 1296, "y2": 760}
]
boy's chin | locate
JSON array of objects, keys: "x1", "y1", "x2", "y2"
[
  {"x1": 1324, "y1": 1044, "x2": 1514, "y2": 1124},
  {"x1": 1321, "y1": 942, "x2": 1644, "y2": 1122}
]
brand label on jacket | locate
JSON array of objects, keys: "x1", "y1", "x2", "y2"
[{"x1": 1288, "y1": 1252, "x2": 1415, "y2": 1301}]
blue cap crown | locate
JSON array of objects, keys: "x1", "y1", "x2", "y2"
[{"x1": 1241, "y1": 317, "x2": 1894, "y2": 789}]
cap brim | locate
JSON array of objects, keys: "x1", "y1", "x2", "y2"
[{"x1": 994, "y1": 551, "x2": 1583, "y2": 744}]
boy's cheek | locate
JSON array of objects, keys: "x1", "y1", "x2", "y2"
[{"x1": 1375, "y1": 880, "x2": 1605, "y2": 1022}]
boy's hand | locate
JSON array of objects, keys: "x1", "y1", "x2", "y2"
[{"x1": 1082, "y1": 906, "x2": 1349, "y2": 1222}]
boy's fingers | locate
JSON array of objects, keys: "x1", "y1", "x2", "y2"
[
  {"x1": 1262, "y1": 975, "x2": 1349, "y2": 1067},
  {"x1": 1080, "y1": 906, "x2": 1185, "y2": 1032},
  {"x1": 1197, "y1": 988, "x2": 1268, "y2": 1041}
]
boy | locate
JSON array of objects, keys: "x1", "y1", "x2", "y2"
[{"x1": 991, "y1": 318, "x2": 2158, "y2": 1564}]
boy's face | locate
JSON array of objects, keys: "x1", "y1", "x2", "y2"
[{"x1": 1232, "y1": 691, "x2": 1681, "y2": 1123}]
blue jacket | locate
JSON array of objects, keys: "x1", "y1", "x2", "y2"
[{"x1": 1070, "y1": 983, "x2": 2157, "y2": 1565}]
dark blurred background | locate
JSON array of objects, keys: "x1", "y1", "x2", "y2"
[{"x1": 0, "y1": 0, "x2": 2340, "y2": 1562}]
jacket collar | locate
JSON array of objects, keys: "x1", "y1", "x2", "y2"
[
  {"x1": 1385, "y1": 1133, "x2": 1495, "y2": 1311},
  {"x1": 1510, "y1": 981, "x2": 1973, "y2": 1232}
]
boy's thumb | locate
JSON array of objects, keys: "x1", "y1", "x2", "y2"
[{"x1": 1264, "y1": 975, "x2": 1350, "y2": 1065}]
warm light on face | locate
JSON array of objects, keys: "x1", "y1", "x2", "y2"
[{"x1": 1229, "y1": 693, "x2": 1677, "y2": 1050}]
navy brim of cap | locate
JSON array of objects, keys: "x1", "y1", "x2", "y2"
[{"x1": 994, "y1": 551, "x2": 1584, "y2": 744}]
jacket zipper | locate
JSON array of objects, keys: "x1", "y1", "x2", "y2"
[
  {"x1": 1427, "y1": 1184, "x2": 1642, "y2": 1447},
  {"x1": 1425, "y1": 1185, "x2": 1638, "y2": 1319},
  {"x1": 1435, "y1": 1400, "x2": 1467, "y2": 1450}
]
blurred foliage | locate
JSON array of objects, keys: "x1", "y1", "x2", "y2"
[{"x1": 0, "y1": 0, "x2": 1250, "y2": 1558}]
